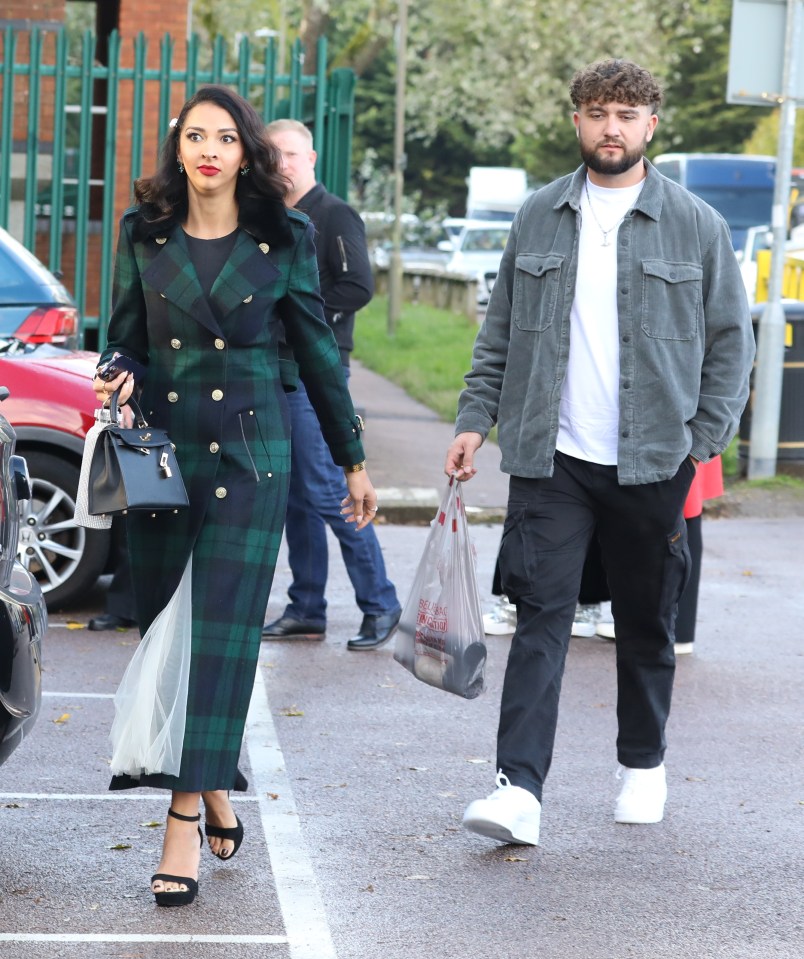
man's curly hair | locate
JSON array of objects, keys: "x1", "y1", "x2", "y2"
[{"x1": 569, "y1": 59, "x2": 663, "y2": 114}]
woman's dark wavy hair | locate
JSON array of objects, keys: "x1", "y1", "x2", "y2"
[
  {"x1": 133, "y1": 85, "x2": 288, "y2": 226},
  {"x1": 569, "y1": 59, "x2": 663, "y2": 114}
]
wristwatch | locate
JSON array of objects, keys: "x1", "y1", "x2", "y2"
[{"x1": 344, "y1": 461, "x2": 366, "y2": 473}]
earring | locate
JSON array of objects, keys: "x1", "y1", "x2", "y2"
[
  {"x1": 240, "y1": 165, "x2": 250, "y2": 177},
  {"x1": 177, "y1": 160, "x2": 184, "y2": 174}
]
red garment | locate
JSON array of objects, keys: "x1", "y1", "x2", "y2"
[{"x1": 684, "y1": 456, "x2": 724, "y2": 519}]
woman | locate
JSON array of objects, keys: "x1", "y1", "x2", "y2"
[{"x1": 92, "y1": 86, "x2": 377, "y2": 907}]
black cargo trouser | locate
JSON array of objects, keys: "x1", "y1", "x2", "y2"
[{"x1": 496, "y1": 451, "x2": 696, "y2": 801}]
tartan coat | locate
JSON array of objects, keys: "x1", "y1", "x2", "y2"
[{"x1": 102, "y1": 196, "x2": 365, "y2": 793}]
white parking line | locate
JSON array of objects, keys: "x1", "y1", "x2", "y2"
[
  {"x1": 0, "y1": 934, "x2": 288, "y2": 944},
  {"x1": 4, "y1": 673, "x2": 336, "y2": 957},
  {"x1": 246, "y1": 660, "x2": 338, "y2": 959}
]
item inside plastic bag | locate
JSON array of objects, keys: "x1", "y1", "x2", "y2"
[{"x1": 393, "y1": 476, "x2": 486, "y2": 699}]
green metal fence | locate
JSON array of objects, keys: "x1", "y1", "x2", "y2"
[{"x1": 0, "y1": 28, "x2": 357, "y2": 345}]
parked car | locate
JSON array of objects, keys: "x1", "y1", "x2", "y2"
[
  {"x1": 441, "y1": 220, "x2": 512, "y2": 304},
  {"x1": 0, "y1": 226, "x2": 80, "y2": 348},
  {"x1": 1, "y1": 339, "x2": 110, "y2": 609},
  {"x1": 372, "y1": 222, "x2": 454, "y2": 272},
  {"x1": 0, "y1": 387, "x2": 48, "y2": 767}
]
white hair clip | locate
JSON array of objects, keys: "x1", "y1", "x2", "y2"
[{"x1": 169, "y1": 117, "x2": 179, "y2": 129}]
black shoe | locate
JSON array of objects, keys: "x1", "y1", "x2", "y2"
[
  {"x1": 261, "y1": 615, "x2": 326, "y2": 640},
  {"x1": 204, "y1": 792, "x2": 244, "y2": 861},
  {"x1": 152, "y1": 809, "x2": 202, "y2": 908},
  {"x1": 87, "y1": 613, "x2": 137, "y2": 631},
  {"x1": 347, "y1": 608, "x2": 402, "y2": 651}
]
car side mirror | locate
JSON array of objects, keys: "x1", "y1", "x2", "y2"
[{"x1": 437, "y1": 240, "x2": 454, "y2": 252}]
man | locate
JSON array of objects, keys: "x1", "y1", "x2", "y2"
[
  {"x1": 262, "y1": 119, "x2": 401, "y2": 650},
  {"x1": 445, "y1": 59, "x2": 753, "y2": 845}
]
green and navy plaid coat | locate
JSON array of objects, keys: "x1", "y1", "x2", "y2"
[{"x1": 103, "y1": 197, "x2": 364, "y2": 793}]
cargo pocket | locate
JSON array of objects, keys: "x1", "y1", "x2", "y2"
[
  {"x1": 662, "y1": 526, "x2": 691, "y2": 612},
  {"x1": 641, "y1": 259, "x2": 702, "y2": 340},
  {"x1": 512, "y1": 253, "x2": 564, "y2": 332}
]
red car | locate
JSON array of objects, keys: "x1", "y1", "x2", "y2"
[{"x1": 2, "y1": 342, "x2": 110, "y2": 608}]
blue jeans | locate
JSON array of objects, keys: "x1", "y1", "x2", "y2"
[{"x1": 282, "y1": 370, "x2": 400, "y2": 625}]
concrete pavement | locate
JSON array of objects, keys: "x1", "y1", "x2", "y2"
[
  {"x1": 348, "y1": 359, "x2": 508, "y2": 521},
  {"x1": 1, "y1": 364, "x2": 802, "y2": 958}
]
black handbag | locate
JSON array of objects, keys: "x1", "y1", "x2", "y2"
[{"x1": 87, "y1": 390, "x2": 189, "y2": 516}]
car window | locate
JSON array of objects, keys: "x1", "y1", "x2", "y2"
[
  {"x1": 461, "y1": 228, "x2": 510, "y2": 252},
  {"x1": 0, "y1": 232, "x2": 64, "y2": 305}
]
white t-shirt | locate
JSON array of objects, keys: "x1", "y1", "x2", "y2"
[{"x1": 556, "y1": 176, "x2": 645, "y2": 465}]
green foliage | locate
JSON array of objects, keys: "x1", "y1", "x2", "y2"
[
  {"x1": 653, "y1": 0, "x2": 770, "y2": 155},
  {"x1": 353, "y1": 296, "x2": 478, "y2": 422},
  {"x1": 742, "y1": 111, "x2": 804, "y2": 167}
]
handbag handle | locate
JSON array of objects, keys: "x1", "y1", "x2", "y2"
[{"x1": 108, "y1": 387, "x2": 149, "y2": 428}]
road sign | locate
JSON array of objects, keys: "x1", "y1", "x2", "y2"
[{"x1": 727, "y1": 0, "x2": 804, "y2": 105}]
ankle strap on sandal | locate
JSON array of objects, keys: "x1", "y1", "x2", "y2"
[{"x1": 168, "y1": 808, "x2": 201, "y2": 823}]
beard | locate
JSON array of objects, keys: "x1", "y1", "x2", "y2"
[{"x1": 580, "y1": 138, "x2": 647, "y2": 177}]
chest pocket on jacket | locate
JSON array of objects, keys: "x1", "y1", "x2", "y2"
[
  {"x1": 641, "y1": 259, "x2": 702, "y2": 341},
  {"x1": 512, "y1": 253, "x2": 564, "y2": 332}
]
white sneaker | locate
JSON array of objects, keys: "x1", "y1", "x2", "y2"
[
  {"x1": 614, "y1": 763, "x2": 667, "y2": 824},
  {"x1": 595, "y1": 602, "x2": 616, "y2": 639},
  {"x1": 462, "y1": 770, "x2": 541, "y2": 845},
  {"x1": 674, "y1": 642, "x2": 694, "y2": 655},
  {"x1": 571, "y1": 603, "x2": 600, "y2": 637},
  {"x1": 483, "y1": 597, "x2": 517, "y2": 636}
]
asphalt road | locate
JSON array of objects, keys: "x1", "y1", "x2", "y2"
[{"x1": 1, "y1": 515, "x2": 801, "y2": 959}]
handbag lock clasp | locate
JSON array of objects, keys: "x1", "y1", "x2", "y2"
[{"x1": 159, "y1": 450, "x2": 173, "y2": 478}]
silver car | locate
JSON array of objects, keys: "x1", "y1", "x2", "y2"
[{"x1": 442, "y1": 221, "x2": 512, "y2": 304}]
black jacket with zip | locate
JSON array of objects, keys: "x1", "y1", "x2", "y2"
[{"x1": 295, "y1": 182, "x2": 374, "y2": 364}]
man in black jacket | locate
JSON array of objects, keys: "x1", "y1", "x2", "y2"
[{"x1": 262, "y1": 120, "x2": 401, "y2": 649}]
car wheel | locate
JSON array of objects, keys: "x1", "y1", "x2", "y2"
[{"x1": 16, "y1": 451, "x2": 111, "y2": 609}]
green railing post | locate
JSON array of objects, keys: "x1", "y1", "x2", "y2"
[
  {"x1": 73, "y1": 29, "x2": 95, "y2": 319},
  {"x1": 0, "y1": 28, "x2": 17, "y2": 226},
  {"x1": 48, "y1": 28, "x2": 68, "y2": 275},
  {"x1": 313, "y1": 36, "x2": 327, "y2": 182},
  {"x1": 130, "y1": 33, "x2": 147, "y2": 184},
  {"x1": 289, "y1": 38, "x2": 303, "y2": 118},
  {"x1": 22, "y1": 27, "x2": 42, "y2": 249},
  {"x1": 261, "y1": 38, "x2": 277, "y2": 121},
  {"x1": 157, "y1": 32, "x2": 174, "y2": 159},
  {"x1": 98, "y1": 29, "x2": 121, "y2": 350}
]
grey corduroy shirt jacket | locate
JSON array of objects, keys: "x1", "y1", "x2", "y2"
[{"x1": 454, "y1": 160, "x2": 755, "y2": 485}]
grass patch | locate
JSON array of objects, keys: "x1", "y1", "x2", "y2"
[{"x1": 354, "y1": 295, "x2": 478, "y2": 422}]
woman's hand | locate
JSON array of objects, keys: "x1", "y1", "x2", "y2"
[
  {"x1": 92, "y1": 370, "x2": 135, "y2": 407},
  {"x1": 340, "y1": 469, "x2": 379, "y2": 530}
]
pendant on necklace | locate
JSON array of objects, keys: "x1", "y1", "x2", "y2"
[{"x1": 601, "y1": 233, "x2": 610, "y2": 247}]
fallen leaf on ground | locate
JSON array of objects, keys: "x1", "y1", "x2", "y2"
[
  {"x1": 109, "y1": 843, "x2": 132, "y2": 850},
  {"x1": 140, "y1": 821, "x2": 162, "y2": 828},
  {"x1": 53, "y1": 714, "x2": 70, "y2": 725},
  {"x1": 279, "y1": 706, "x2": 304, "y2": 716},
  {"x1": 66, "y1": 622, "x2": 84, "y2": 630},
  {"x1": 409, "y1": 766, "x2": 428, "y2": 772},
  {"x1": 504, "y1": 856, "x2": 528, "y2": 862},
  {"x1": 465, "y1": 758, "x2": 490, "y2": 764},
  {"x1": 267, "y1": 793, "x2": 279, "y2": 800}
]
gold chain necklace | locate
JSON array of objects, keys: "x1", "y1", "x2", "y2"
[{"x1": 584, "y1": 179, "x2": 627, "y2": 247}]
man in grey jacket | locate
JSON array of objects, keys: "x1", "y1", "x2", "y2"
[{"x1": 446, "y1": 59, "x2": 754, "y2": 846}]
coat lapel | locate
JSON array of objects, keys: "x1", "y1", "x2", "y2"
[
  {"x1": 209, "y1": 231, "x2": 282, "y2": 319},
  {"x1": 140, "y1": 229, "x2": 222, "y2": 336}
]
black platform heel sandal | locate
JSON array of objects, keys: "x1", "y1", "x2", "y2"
[
  {"x1": 205, "y1": 792, "x2": 244, "y2": 861},
  {"x1": 151, "y1": 809, "x2": 203, "y2": 907}
]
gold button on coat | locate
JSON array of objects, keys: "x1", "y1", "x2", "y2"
[
  {"x1": 170, "y1": 338, "x2": 181, "y2": 349},
  {"x1": 243, "y1": 294, "x2": 253, "y2": 303},
  {"x1": 155, "y1": 237, "x2": 167, "y2": 245},
  {"x1": 211, "y1": 389, "x2": 223, "y2": 401},
  {"x1": 215, "y1": 487, "x2": 227, "y2": 498},
  {"x1": 209, "y1": 442, "x2": 220, "y2": 453},
  {"x1": 160, "y1": 292, "x2": 167, "y2": 298},
  {"x1": 167, "y1": 391, "x2": 179, "y2": 403},
  {"x1": 214, "y1": 338, "x2": 225, "y2": 350},
  {"x1": 258, "y1": 242, "x2": 270, "y2": 254}
]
